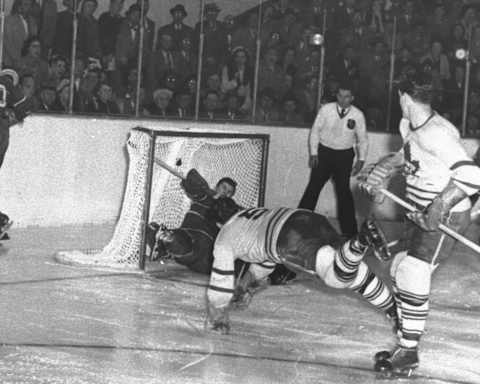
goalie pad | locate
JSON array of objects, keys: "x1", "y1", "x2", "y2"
[
  {"x1": 180, "y1": 168, "x2": 211, "y2": 200},
  {"x1": 357, "y1": 153, "x2": 402, "y2": 203}
]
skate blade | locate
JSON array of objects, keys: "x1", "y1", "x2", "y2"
[{"x1": 376, "y1": 367, "x2": 417, "y2": 380}]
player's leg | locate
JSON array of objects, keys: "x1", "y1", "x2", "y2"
[
  {"x1": 375, "y1": 210, "x2": 470, "y2": 376},
  {"x1": 298, "y1": 146, "x2": 333, "y2": 210},
  {"x1": 331, "y1": 148, "x2": 357, "y2": 236}
]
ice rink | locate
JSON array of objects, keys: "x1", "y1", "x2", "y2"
[{"x1": 0, "y1": 220, "x2": 478, "y2": 384}]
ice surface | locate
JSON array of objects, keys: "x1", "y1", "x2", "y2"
[{"x1": 0, "y1": 222, "x2": 479, "y2": 384}]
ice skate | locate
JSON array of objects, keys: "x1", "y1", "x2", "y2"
[
  {"x1": 150, "y1": 224, "x2": 174, "y2": 262},
  {"x1": 374, "y1": 345, "x2": 419, "y2": 378},
  {"x1": 358, "y1": 218, "x2": 392, "y2": 261},
  {"x1": 0, "y1": 212, "x2": 12, "y2": 242}
]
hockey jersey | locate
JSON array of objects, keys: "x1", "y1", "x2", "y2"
[
  {"x1": 207, "y1": 207, "x2": 297, "y2": 309},
  {"x1": 399, "y1": 115, "x2": 480, "y2": 211}
]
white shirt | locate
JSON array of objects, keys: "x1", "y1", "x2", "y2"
[{"x1": 309, "y1": 102, "x2": 368, "y2": 160}]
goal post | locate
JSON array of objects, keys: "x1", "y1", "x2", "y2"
[{"x1": 56, "y1": 126, "x2": 269, "y2": 270}]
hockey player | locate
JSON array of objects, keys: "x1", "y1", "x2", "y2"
[
  {"x1": 206, "y1": 207, "x2": 397, "y2": 335},
  {"x1": 147, "y1": 169, "x2": 240, "y2": 274},
  {"x1": 0, "y1": 68, "x2": 33, "y2": 239},
  {"x1": 358, "y1": 80, "x2": 480, "y2": 377}
]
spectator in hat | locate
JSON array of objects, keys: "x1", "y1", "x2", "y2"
[
  {"x1": 255, "y1": 87, "x2": 280, "y2": 123},
  {"x1": 158, "y1": 4, "x2": 194, "y2": 50},
  {"x1": 17, "y1": 36, "x2": 49, "y2": 89},
  {"x1": 93, "y1": 82, "x2": 120, "y2": 114},
  {"x1": 172, "y1": 87, "x2": 193, "y2": 118},
  {"x1": 195, "y1": 2, "x2": 229, "y2": 63},
  {"x1": 37, "y1": 82, "x2": 57, "y2": 112},
  {"x1": 99, "y1": 0, "x2": 125, "y2": 62},
  {"x1": 77, "y1": 0, "x2": 101, "y2": 60},
  {"x1": 3, "y1": 0, "x2": 38, "y2": 68},
  {"x1": 148, "y1": 88, "x2": 173, "y2": 117}
]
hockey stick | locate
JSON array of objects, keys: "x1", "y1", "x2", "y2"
[{"x1": 380, "y1": 188, "x2": 480, "y2": 254}]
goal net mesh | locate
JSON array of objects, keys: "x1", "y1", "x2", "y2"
[{"x1": 56, "y1": 128, "x2": 267, "y2": 269}]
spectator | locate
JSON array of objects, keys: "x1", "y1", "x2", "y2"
[
  {"x1": 53, "y1": 78, "x2": 73, "y2": 113},
  {"x1": 448, "y1": 23, "x2": 467, "y2": 59},
  {"x1": 72, "y1": 56, "x2": 87, "y2": 93},
  {"x1": 419, "y1": 40, "x2": 451, "y2": 82},
  {"x1": 172, "y1": 87, "x2": 193, "y2": 118},
  {"x1": 281, "y1": 93, "x2": 303, "y2": 124},
  {"x1": 200, "y1": 90, "x2": 222, "y2": 120},
  {"x1": 176, "y1": 36, "x2": 197, "y2": 84},
  {"x1": 157, "y1": 4, "x2": 193, "y2": 51},
  {"x1": 297, "y1": 48, "x2": 321, "y2": 83},
  {"x1": 471, "y1": 26, "x2": 480, "y2": 62},
  {"x1": 300, "y1": 0, "x2": 325, "y2": 28},
  {"x1": 194, "y1": 2, "x2": 228, "y2": 63},
  {"x1": 98, "y1": 0, "x2": 125, "y2": 63},
  {"x1": 295, "y1": 76, "x2": 318, "y2": 123},
  {"x1": 16, "y1": 36, "x2": 49, "y2": 88},
  {"x1": 204, "y1": 72, "x2": 224, "y2": 103},
  {"x1": 78, "y1": 0, "x2": 101, "y2": 60},
  {"x1": 117, "y1": 86, "x2": 148, "y2": 116},
  {"x1": 37, "y1": 83, "x2": 57, "y2": 112},
  {"x1": 444, "y1": 64, "x2": 465, "y2": 124},
  {"x1": 460, "y1": 6, "x2": 478, "y2": 36},
  {"x1": 282, "y1": 46, "x2": 298, "y2": 76},
  {"x1": 148, "y1": 88, "x2": 173, "y2": 117},
  {"x1": 255, "y1": 87, "x2": 280, "y2": 123},
  {"x1": 20, "y1": 73, "x2": 38, "y2": 110},
  {"x1": 231, "y1": 12, "x2": 259, "y2": 57},
  {"x1": 161, "y1": 71, "x2": 179, "y2": 93},
  {"x1": 223, "y1": 92, "x2": 247, "y2": 121},
  {"x1": 221, "y1": 46, "x2": 253, "y2": 113},
  {"x1": 428, "y1": 3, "x2": 450, "y2": 43},
  {"x1": 76, "y1": 69, "x2": 101, "y2": 113},
  {"x1": 39, "y1": 0, "x2": 57, "y2": 57},
  {"x1": 53, "y1": 0, "x2": 78, "y2": 59},
  {"x1": 115, "y1": 4, "x2": 144, "y2": 92},
  {"x1": 258, "y1": 47, "x2": 285, "y2": 95},
  {"x1": 183, "y1": 74, "x2": 198, "y2": 99},
  {"x1": 46, "y1": 54, "x2": 67, "y2": 88},
  {"x1": 366, "y1": 0, "x2": 385, "y2": 36},
  {"x1": 395, "y1": 47, "x2": 418, "y2": 82},
  {"x1": 93, "y1": 82, "x2": 120, "y2": 114},
  {"x1": 135, "y1": 0, "x2": 155, "y2": 58},
  {"x1": 224, "y1": 14, "x2": 236, "y2": 53},
  {"x1": 332, "y1": 45, "x2": 359, "y2": 83},
  {"x1": 335, "y1": 0, "x2": 357, "y2": 31},
  {"x1": 3, "y1": 0, "x2": 38, "y2": 68},
  {"x1": 148, "y1": 32, "x2": 177, "y2": 94}
]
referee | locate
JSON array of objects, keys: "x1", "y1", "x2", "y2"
[{"x1": 298, "y1": 81, "x2": 368, "y2": 237}]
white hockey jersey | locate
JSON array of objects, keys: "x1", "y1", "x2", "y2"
[
  {"x1": 399, "y1": 115, "x2": 480, "y2": 211},
  {"x1": 207, "y1": 207, "x2": 297, "y2": 309}
]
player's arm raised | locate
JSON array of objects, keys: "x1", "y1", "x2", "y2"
[
  {"x1": 407, "y1": 130, "x2": 480, "y2": 231},
  {"x1": 206, "y1": 244, "x2": 236, "y2": 334}
]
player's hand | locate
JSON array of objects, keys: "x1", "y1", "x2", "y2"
[
  {"x1": 351, "y1": 160, "x2": 365, "y2": 176},
  {"x1": 357, "y1": 163, "x2": 386, "y2": 203},
  {"x1": 406, "y1": 199, "x2": 445, "y2": 231},
  {"x1": 206, "y1": 302, "x2": 230, "y2": 334},
  {"x1": 309, "y1": 155, "x2": 319, "y2": 168}
]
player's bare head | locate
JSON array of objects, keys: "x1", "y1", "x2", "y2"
[
  {"x1": 336, "y1": 81, "x2": 354, "y2": 109},
  {"x1": 397, "y1": 79, "x2": 433, "y2": 118},
  {"x1": 215, "y1": 177, "x2": 237, "y2": 198}
]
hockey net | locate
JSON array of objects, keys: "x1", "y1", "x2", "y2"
[{"x1": 56, "y1": 128, "x2": 268, "y2": 269}]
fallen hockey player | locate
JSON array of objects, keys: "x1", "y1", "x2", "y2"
[
  {"x1": 358, "y1": 79, "x2": 480, "y2": 377},
  {"x1": 205, "y1": 206, "x2": 397, "y2": 338},
  {"x1": 147, "y1": 169, "x2": 240, "y2": 274},
  {"x1": 0, "y1": 68, "x2": 32, "y2": 240}
]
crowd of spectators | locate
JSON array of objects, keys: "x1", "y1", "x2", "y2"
[{"x1": 2, "y1": 0, "x2": 480, "y2": 134}]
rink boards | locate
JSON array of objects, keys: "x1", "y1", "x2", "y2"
[{"x1": 0, "y1": 114, "x2": 478, "y2": 228}]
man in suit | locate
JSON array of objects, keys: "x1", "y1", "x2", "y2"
[
  {"x1": 3, "y1": 0, "x2": 38, "y2": 68},
  {"x1": 157, "y1": 4, "x2": 194, "y2": 51},
  {"x1": 53, "y1": 0, "x2": 78, "y2": 58},
  {"x1": 195, "y1": 2, "x2": 228, "y2": 64},
  {"x1": 148, "y1": 32, "x2": 178, "y2": 96}
]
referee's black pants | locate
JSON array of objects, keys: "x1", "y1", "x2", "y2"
[{"x1": 298, "y1": 144, "x2": 358, "y2": 237}]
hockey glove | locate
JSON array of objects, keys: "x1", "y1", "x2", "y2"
[
  {"x1": 206, "y1": 301, "x2": 231, "y2": 334},
  {"x1": 407, "y1": 180, "x2": 468, "y2": 231},
  {"x1": 357, "y1": 153, "x2": 402, "y2": 203},
  {"x1": 181, "y1": 169, "x2": 211, "y2": 200}
]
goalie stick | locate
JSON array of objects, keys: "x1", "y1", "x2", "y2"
[{"x1": 380, "y1": 188, "x2": 480, "y2": 255}]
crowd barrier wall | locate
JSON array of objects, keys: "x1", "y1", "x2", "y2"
[{"x1": 0, "y1": 114, "x2": 478, "y2": 228}]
